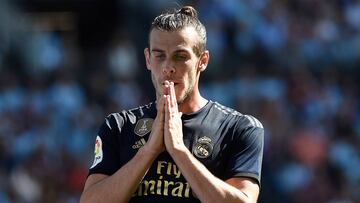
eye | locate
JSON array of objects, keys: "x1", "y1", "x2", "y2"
[
  {"x1": 174, "y1": 54, "x2": 187, "y2": 61},
  {"x1": 154, "y1": 54, "x2": 165, "y2": 60}
]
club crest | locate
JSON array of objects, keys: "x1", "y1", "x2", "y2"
[
  {"x1": 134, "y1": 118, "x2": 154, "y2": 137},
  {"x1": 194, "y1": 136, "x2": 213, "y2": 159}
]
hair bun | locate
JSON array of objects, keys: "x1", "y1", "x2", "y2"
[{"x1": 178, "y1": 6, "x2": 198, "y2": 18}]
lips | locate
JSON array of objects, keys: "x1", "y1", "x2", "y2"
[{"x1": 162, "y1": 81, "x2": 179, "y2": 86}]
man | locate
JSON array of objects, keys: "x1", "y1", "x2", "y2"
[{"x1": 81, "y1": 6, "x2": 264, "y2": 203}]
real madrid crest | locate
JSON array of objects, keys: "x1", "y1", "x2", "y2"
[
  {"x1": 134, "y1": 118, "x2": 154, "y2": 137},
  {"x1": 194, "y1": 136, "x2": 213, "y2": 159}
]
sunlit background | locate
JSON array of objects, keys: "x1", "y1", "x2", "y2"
[{"x1": 0, "y1": 0, "x2": 360, "y2": 202}]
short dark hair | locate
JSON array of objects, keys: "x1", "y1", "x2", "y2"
[{"x1": 149, "y1": 6, "x2": 207, "y2": 57}]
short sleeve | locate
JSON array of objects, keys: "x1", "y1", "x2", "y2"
[
  {"x1": 225, "y1": 117, "x2": 264, "y2": 185},
  {"x1": 88, "y1": 114, "x2": 123, "y2": 176}
]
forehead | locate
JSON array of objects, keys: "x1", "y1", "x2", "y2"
[{"x1": 149, "y1": 26, "x2": 199, "y2": 52}]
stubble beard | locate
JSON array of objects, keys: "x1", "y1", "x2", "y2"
[
  {"x1": 151, "y1": 73, "x2": 195, "y2": 105},
  {"x1": 177, "y1": 80, "x2": 194, "y2": 105}
]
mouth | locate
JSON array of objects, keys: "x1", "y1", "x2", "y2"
[{"x1": 162, "y1": 81, "x2": 179, "y2": 86}]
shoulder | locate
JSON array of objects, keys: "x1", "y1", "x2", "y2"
[
  {"x1": 104, "y1": 102, "x2": 156, "y2": 130},
  {"x1": 210, "y1": 101, "x2": 263, "y2": 129}
]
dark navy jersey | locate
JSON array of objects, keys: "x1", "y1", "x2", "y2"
[{"x1": 88, "y1": 101, "x2": 264, "y2": 203}]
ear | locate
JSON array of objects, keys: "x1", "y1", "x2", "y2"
[
  {"x1": 198, "y1": 50, "x2": 209, "y2": 72},
  {"x1": 144, "y1": 48, "x2": 151, "y2": 70}
]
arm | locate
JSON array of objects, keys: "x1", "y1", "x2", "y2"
[
  {"x1": 80, "y1": 146, "x2": 160, "y2": 203},
  {"x1": 80, "y1": 98, "x2": 166, "y2": 203},
  {"x1": 163, "y1": 82, "x2": 261, "y2": 203},
  {"x1": 168, "y1": 147, "x2": 259, "y2": 203}
]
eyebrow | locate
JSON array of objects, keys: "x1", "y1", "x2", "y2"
[
  {"x1": 174, "y1": 50, "x2": 190, "y2": 54},
  {"x1": 150, "y1": 48, "x2": 190, "y2": 54},
  {"x1": 151, "y1": 49, "x2": 164, "y2": 53}
]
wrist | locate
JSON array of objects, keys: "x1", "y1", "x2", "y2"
[
  {"x1": 167, "y1": 144, "x2": 189, "y2": 158},
  {"x1": 139, "y1": 145, "x2": 162, "y2": 160}
]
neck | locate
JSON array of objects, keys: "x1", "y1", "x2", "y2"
[{"x1": 178, "y1": 93, "x2": 208, "y2": 114}]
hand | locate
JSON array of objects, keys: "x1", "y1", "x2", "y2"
[
  {"x1": 144, "y1": 94, "x2": 165, "y2": 156},
  {"x1": 163, "y1": 81, "x2": 185, "y2": 154}
]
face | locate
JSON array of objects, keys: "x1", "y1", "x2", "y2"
[{"x1": 145, "y1": 26, "x2": 208, "y2": 104}]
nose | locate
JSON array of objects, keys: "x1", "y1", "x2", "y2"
[{"x1": 162, "y1": 62, "x2": 175, "y2": 75}]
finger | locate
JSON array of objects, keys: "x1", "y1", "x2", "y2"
[
  {"x1": 163, "y1": 80, "x2": 170, "y2": 95},
  {"x1": 164, "y1": 95, "x2": 171, "y2": 122},
  {"x1": 156, "y1": 96, "x2": 166, "y2": 121},
  {"x1": 163, "y1": 84, "x2": 169, "y2": 96},
  {"x1": 164, "y1": 80, "x2": 170, "y2": 85},
  {"x1": 156, "y1": 95, "x2": 164, "y2": 111},
  {"x1": 170, "y1": 82, "x2": 177, "y2": 108}
]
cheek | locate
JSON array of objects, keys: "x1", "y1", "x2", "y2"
[
  {"x1": 151, "y1": 73, "x2": 160, "y2": 89},
  {"x1": 177, "y1": 71, "x2": 194, "y2": 94},
  {"x1": 150, "y1": 66, "x2": 162, "y2": 80},
  {"x1": 186, "y1": 69, "x2": 197, "y2": 84}
]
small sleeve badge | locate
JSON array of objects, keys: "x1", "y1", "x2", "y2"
[
  {"x1": 134, "y1": 118, "x2": 154, "y2": 137},
  {"x1": 90, "y1": 135, "x2": 103, "y2": 169}
]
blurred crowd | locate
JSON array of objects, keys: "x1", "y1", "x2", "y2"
[{"x1": 0, "y1": 0, "x2": 360, "y2": 202}]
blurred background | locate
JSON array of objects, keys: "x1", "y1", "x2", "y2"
[{"x1": 0, "y1": 0, "x2": 359, "y2": 202}]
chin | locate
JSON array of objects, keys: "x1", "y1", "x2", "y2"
[{"x1": 177, "y1": 93, "x2": 189, "y2": 105}]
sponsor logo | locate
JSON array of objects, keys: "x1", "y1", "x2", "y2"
[
  {"x1": 132, "y1": 138, "x2": 147, "y2": 149},
  {"x1": 193, "y1": 136, "x2": 213, "y2": 159},
  {"x1": 90, "y1": 136, "x2": 103, "y2": 169},
  {"x1": 132, "y1": 160, "x2": 193, "y2": 198},
  {"x1": 134, "y1": 118, "x2": 154, "y2": 137}
]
